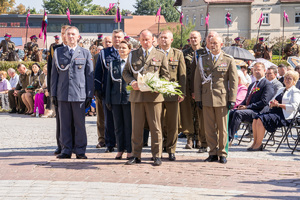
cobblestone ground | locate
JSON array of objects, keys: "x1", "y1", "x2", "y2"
[{"x1": 0, "y1": 113, "x2": 300, "y2": 199}]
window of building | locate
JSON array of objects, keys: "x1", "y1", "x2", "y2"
[
  {"x1": 200, "y1": 14, "x2": 204, "y2": 26},
  {"x1": 225, "y1": 13, "x2": 232, "y2": 26},
  {"x1": 262, "y1": 13, "x2": 269, "y2": 24},
  {"x1": 193, "y1": 15, "x2": 196, "y2": 24},
  {"x1": 186, "y1": 15, "x2": 189, "y2": 25},
  {"x1": 296, "y1": 12, "x2": 300, "y2": 24},
  {"x1": 263, "y1": 0, "x2": 270, "y2": 2}
]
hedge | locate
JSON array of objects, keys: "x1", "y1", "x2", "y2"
[{"x1": 0, "y1": 61, "x2": 47, "y2": 72}]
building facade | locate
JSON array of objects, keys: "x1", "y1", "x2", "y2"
[{"x1": 181, "y1": 0, "x2": 300, "y2": 45}]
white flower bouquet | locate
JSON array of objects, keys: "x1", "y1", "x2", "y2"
[{"x1": 127, "y1": 72, "x2": 183, "y2": 97}]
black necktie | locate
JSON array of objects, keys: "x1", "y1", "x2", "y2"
[
  {"x1": 70, "y1": 49, "x2": 75, "y2": 57},
  {"x1": 121, "y1": 59, "x2": 126, "y2": 64}
]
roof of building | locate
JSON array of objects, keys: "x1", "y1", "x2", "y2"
[
  {"x1": 148, "y1": 22, "x2": 180, "y2": 35},
  {"x1": 204, "y1": 0, "x2": 254, "y2": 3},
  {"x1": 124, "y1": 15, "x2": 167, "y2": 36}
]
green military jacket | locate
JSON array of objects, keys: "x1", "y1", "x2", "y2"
[
  {"x1": 0, "y1": 39, "x2": 15, "y2": 53},
  {"x1": 284, "y1": 43, "x2": 299, "y2": 58},
  {"x1": 15, "y1": 70, "x2": 32, "y2": 90},
  {"x1": 122, "y1": 47, "x2": 170, "y2": 103},
  {"x1": 164, "y1": 48, "x2": 186, "y2": 101},
  {"x1": 253, "y1": 43, "x2": 266, "y2": 58},
  {"x1": 194, "y1": 52, "x2": 238, "y2": 107}
]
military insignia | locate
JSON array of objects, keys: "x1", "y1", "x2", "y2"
[
  {"x1": 155, "y1": 66, "x2": 159, "y2": 71},
  {"x1": 78, "y1": 65, "x2": 82, "y2": 69},
  {"x1": 135, "y1": 66, "x2": 138, "y2": 70},
  {"x1": 169, "y1": 57, "x2": 174, "y2": 62},
  {"x1": 152, "y1": 58, "x2": 160, "y2": 62},
  {"x1": 153, "y1": 61, "x2": 156, "y2": 65},
  {"x1": 172, "y1": 66, "x2": 176, "y2": 69},
  {"x1": 61, "y1": 65, "x2": 65, "y2": 69},
  {"x1": 219, "y1": 63, "x2": 227, "y2": 67}
]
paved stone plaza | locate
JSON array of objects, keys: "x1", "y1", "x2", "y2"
[{"x1": 0, "y1": 113, "x2": 300, "y2": 199}]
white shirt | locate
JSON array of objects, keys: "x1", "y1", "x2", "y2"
[
  {"x1": 211, "y1": 52, "x2": 221, "y2": 63},
  {"x1": 67, "y1": 45, "x2": 78, "y2": 53},
  {"x1": 161, "y1": 47, "x2": 171, "y2": 56},
  {"x1": 120, "y1": 58, "x2": 127, "y2": 74}
]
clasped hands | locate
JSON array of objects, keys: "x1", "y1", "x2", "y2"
[{"x1": 269, "y1": 99, "x2": 280, "y2": 108}]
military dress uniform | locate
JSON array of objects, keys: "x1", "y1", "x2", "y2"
[
  {"x1": 24, "y1": 42, "x2": 39, "y2": 61},
  {"x1": 8, "y1": 69, "x2": 31, "y2": 112},
  {"x1": 161, "y1": 48, "x2": 186, "y2": 155},
  {"x1": 122, "y1": 47, "x2": 170, "y2": 160},
  {"x1": 194, "y1": 52, "x2": 238, "y2": 158},
  {"x1": 283, "y1": 43, "x2": 299, "y2": 59},
  {"x1": 253, "y1": 43, "x2": 266, "y2": 59},
  {"x1": 51, "y1": 45, "x2": 94, "y2": 156},
  {"x1": 0, "y1": 39, "x2": 15, "y2": 60}
]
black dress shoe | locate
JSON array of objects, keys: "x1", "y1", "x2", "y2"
[
  {"x1": 96, "y1": 142, "x2": 106, "y2": 148},
  {"x1": 18, "y1": 109, "x2": 25, "y2": 114},
  {"x1": 105, "y1": 147, "x2": 114, "y2": 153},
  {"x1": 125, "y1": 157, "x2": 141, "y2": 165},
  {"x1": 115, "y1": 152, "x2": 123, "y2": 160},
  {"x1": 9, "y1": 108, "x2": 17, "y2": 113},
  {"x1": 76, "y1": 154, "x2": 87, "y2": 159},
  {"x1": 204, "y1": 155, "x2": 218, "y2": 162},
  {"x1": 198, "y1": 147, "x2": 208, "y2": 153},
  {"x1": 54, "y1": 148, "x2": 61, "y2": 155},
  {"x1": 163, "y1": 147, "x2": 167, "y2": 153},
  {"x1": 56, "y1": 153, "x2": 71, "y2": 159},
  {"x1": 248, "y1": 144, "x2": 263, "y2": 151},
  {"x1": 168, "y1": 153, "x2": 176, "y2": 161},
  {"x1": 219, "y1": 156, "x2": 227, "y2": 164},
  {"x1": 143, "y1": 143, "x2": 148, "y2": 147},
  {"x1": 153, "y1": 157, "x2": 162, "y2": 166},
  {"x1": 178, "y1": 132, "x2": 186, "y2": 138}
]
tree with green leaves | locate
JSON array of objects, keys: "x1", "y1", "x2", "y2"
[
  {"x1": 134, "y1": 0, "x2": 180, "y2": 22},
  {"x1": 43, "y1": 0, "x2": 92, "y2": 15},
  {"x1": 163, "y1": 22, "x2": 195, "y2": 49}
]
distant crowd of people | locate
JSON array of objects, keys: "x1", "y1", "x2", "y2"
[{"x1": 1, "y1": 24, "x2": 300, "y2": 166}]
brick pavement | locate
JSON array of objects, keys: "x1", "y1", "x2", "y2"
[{"x1": 0, "y1": 113, "x2": 300, "y2": 199}]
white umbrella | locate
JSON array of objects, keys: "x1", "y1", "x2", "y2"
[{"x1": 249, "y1": 58, "x2": 278, "y2": 69}]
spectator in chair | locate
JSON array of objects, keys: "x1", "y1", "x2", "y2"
[
  {"x1": 266, "y1": 66, "x2": 283, "y2": 95},
  {"x1": 294, "y1": 65, "x2": 300, "y2": 89},
  {"x1": 0, "y1": 71, "x2": 12, "y2": 110},
  {"x1": 249, "y1": 71, "x2": 300, "y2": 151},
  {"x1": 234, "y1": 69, "x2": 248, "y2": 109},
  {"x1": 228, "y1": 62, "x2": 274, "y2": 141},
  {"x1": 278, "y1": 64, "x2": 287, "y2": 86},
  {"x1": 7, "y1": 68, "x2": 19, "y2": 89}
]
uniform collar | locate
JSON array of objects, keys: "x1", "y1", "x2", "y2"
[
  {"x1": 142, "y1": 46, "x2": 154, "y2": 55},
  {"x1": 67, "y1": 45, "x2": 78, "y2": 52}
]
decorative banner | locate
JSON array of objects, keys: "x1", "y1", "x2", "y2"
[
  {"x1": 115, "y1": 7, "x2": 122, "y2": 23},
  {"x1": 38, "y1": 11, "x2": 48, "y2": 44},
  {"x1": 156, "y1": 6, "x2": 161, "y2": 23},
  {"x1": 66, "y1": 8, "x2": 71, "y2": 24},
  {"x1": 106, "y1": 3, "x2": 115, "y2": 13},
  {"x1": 205, "y1": 13, "x2": 210, "y2": 28},
  {"x1": 284, "y1": 11, "x2": 289, "y2": 23},
  {"x1": 179, "y1": 12, "x2": 184, "y2": 27},
  {"x1": 25, "y1": 9, "x2": 30, "y2": 28},
  {"x1": 226, "y1": 11, "x2": 231, "y2": 26},
  {"x1": 257, "y1": 12, "x2": 264, "y2": 26}
]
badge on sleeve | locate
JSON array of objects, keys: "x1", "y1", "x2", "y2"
[
  {"x1": 61, "y1": 65, "x2": 65, "y2": 69},
  {"x1": 78, "y1": 65, "x2": 82, "y2": 69}
]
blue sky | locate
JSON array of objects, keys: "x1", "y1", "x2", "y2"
[{"x1": 15, "y1": 0, "x2": 136, "y2": 12}]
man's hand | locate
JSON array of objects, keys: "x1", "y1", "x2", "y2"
[
  {"x1": 178, "y1": 96, "x2": 185, "y2": 103},
  {"x1": 196, "y1": 101, "x2": 203, "y2": 110},
  {"x1": 85, "y1": 97, "x2": 92, "y2": 109},
  {"x1": 227, "y1": 101, "x2": 235, "y2": 110},
  {"x1": 52, "y1": 96, "x2": 58, "y2": 107},
  {"x1": 192, "y1": 93, "x2": 195, "y2": 100},
  {"x1": 131, "y1": 81, "x2": 139, "y2": 91},
  {"x1": 237, "y1": 105, "x2": 247, "y2": 110}
]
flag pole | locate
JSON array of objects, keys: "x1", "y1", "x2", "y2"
[
  {"x1": 280, "y1": 13, "x2": 285, "y2": 61},
  {"x1": 117, "y1": 0, "x2": 120, "y2": 30}
]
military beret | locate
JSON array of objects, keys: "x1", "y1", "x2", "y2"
[
  {"x1": 30, "y1": 35, "x2": 38, "y2": 40},
  {"x1": 259, "y1": 37, "x2": 264, "y2": 41},
  {"x1": 4, "y1": 33, "x2": 12, "y2": 38},
  {"x1": 291, "y1": 37, "x2": 296, "y2": 41},
  {"x1": 54, "y1": 35, "x2": 60, "y2": 39}
]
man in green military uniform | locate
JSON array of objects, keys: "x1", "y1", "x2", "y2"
[
  {"x1": 194, "y1": 35, "x2": 238, "y2": 164},
  {"x1": 181, "y1": 31, "x2": 207, "y2": 151},
  {"x1": 94, "y1": 34, "x2": 103, "y2": 46},
  {"x1": 253, "y1": 37, "x2": 267, "y2": 59},
  {"x1": 0, "y1": 33, "x2": 15, "y2": 61},
  {"x1": 159, "y1": 30, "x2": 186, "y2": 161},
  {"x1": 24, "y1": 35, "x2": 39, "y2": 61},
  {"x1": 283, "y1": 36, "x2": 299, "y2": 59},
  {"x1": 123, "y1": 29, "x2": 170, "y2": 166},
  {"x1": 49, "y1": 35, "x2": 60, "y2": 52},
  {"x1": 231, "y1": 37, "x2": 243, "y2": 48},
  {"x1": 8, "y1": 64, "x2": 31, "y2": 114}
]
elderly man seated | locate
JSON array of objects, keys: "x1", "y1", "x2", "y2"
[
  {"x1": 266, "y1": 66, "x2": 283, "y2": 95},
  {"x1": 0, "y1": 71, "x2": 12, "y2": 110},
  {"x1": 228, "y1": 62, "x2": 274, "y2": 141}
]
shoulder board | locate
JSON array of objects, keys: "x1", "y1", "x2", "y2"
[
  {"x1": 156, "y1": 49, "x2": 165, "y2": 53},
  {"x1": 223, "y1": 53, "x2": 234, "y2": 59},
  {"x1": 200, "y1": 53, "x2": 209, "y2": 57},
  {"x1": 172, "y1": 48, "x2": 181, "y2": 52}
]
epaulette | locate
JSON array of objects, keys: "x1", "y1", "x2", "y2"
[
  {"x1": 173, "y1": 48, "x2": 182, "y2": 53},
  {"x1": 196, "y1": 48, "x2": 207, "y2": 55},
  {"x1": 223, "y1": 53, "x2": 234, "y2": 59},
  {"x1": 156, "y1": 48, "x2": 165, "y2": 54}
]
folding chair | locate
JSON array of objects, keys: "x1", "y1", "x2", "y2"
[{"x1": 237, "y1": 121, "x2": 252, "y2": 145}]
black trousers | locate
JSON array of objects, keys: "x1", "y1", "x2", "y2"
[
  {"x1": 102, "y1": 99, "x2": 116, "y2": 148},
  {"x1": 111, "y1": 103, "x2": 132, "y2": 153},
  {"x1": 228, "y1": 109, "x2": 258, "y2": 140},
  {"x1": 58, "y1": 101, "x2": 87, "y2": 155}
]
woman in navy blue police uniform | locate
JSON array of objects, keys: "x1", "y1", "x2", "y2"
[{"x1": 106, "y1": 40, "x2": 132, "y2": 159}]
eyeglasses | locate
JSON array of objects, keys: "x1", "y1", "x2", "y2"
[{"x1": 284, "y1": 77, "x2": 293, "y2": 81}]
